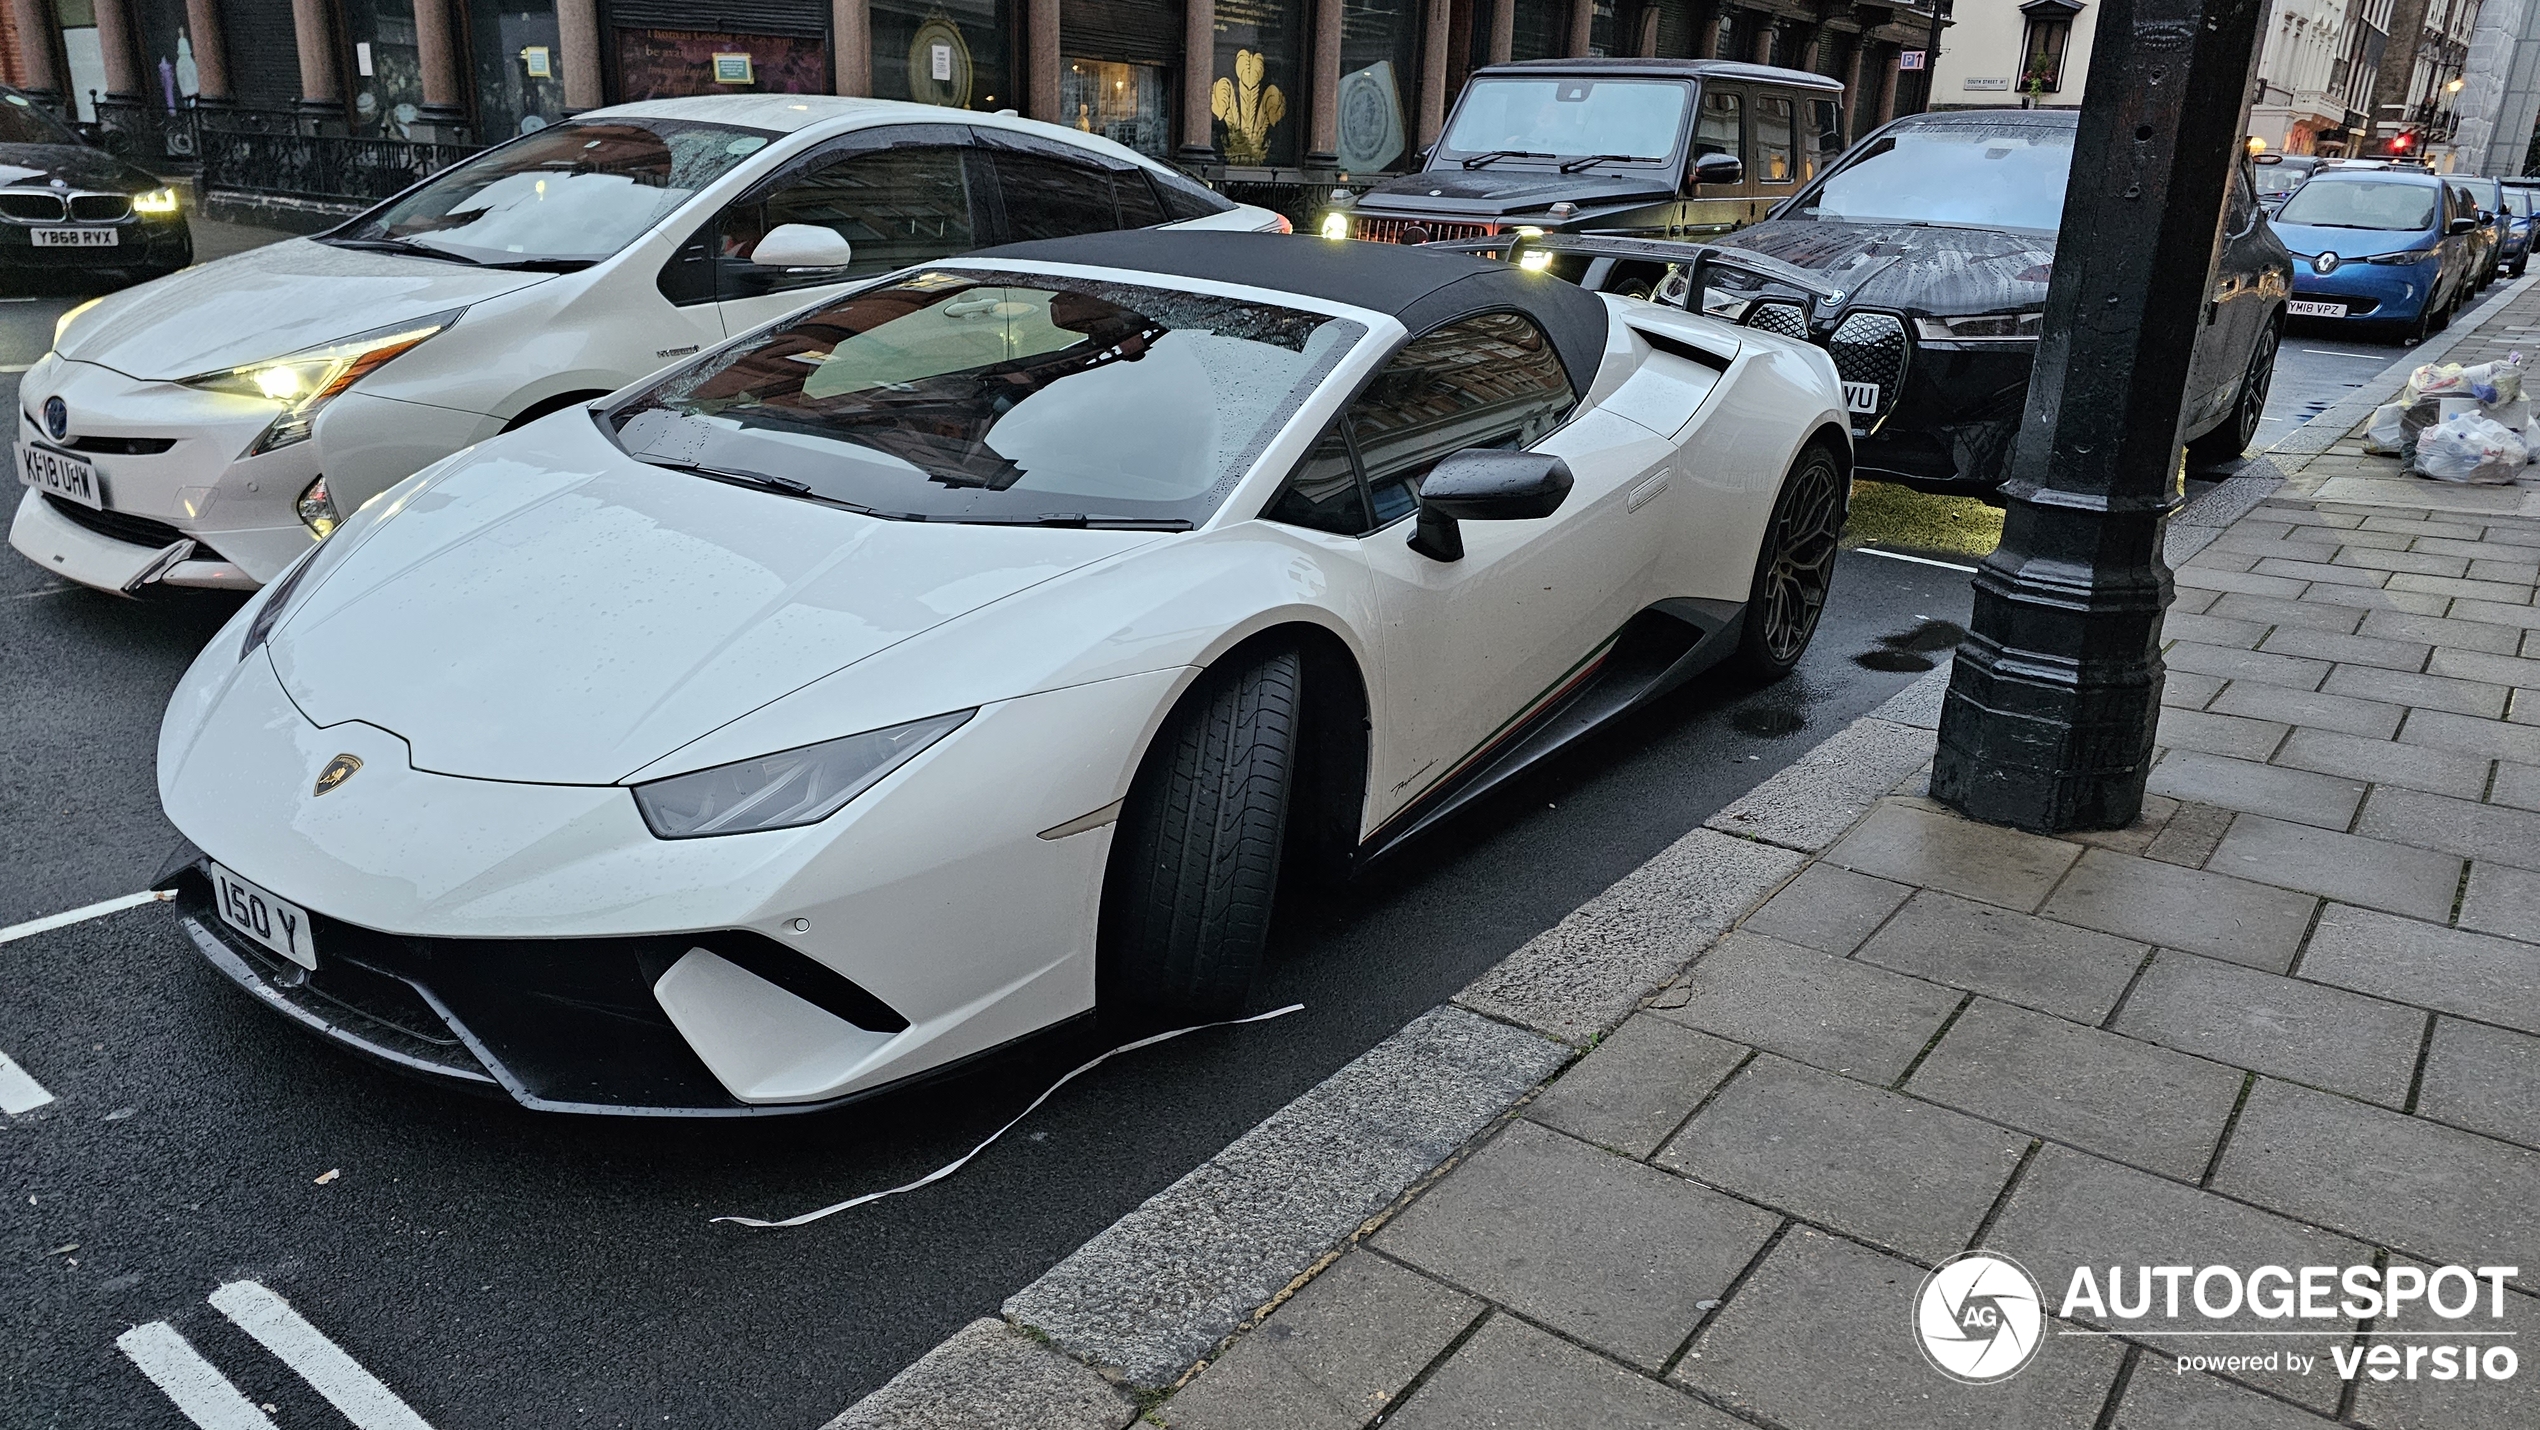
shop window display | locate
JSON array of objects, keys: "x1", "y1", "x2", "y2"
[
  {"x1": 1064, "y1": 59, "x2": 1169, "y2": 156},
  {"x1": 469, "y1": 0, "x2": 567, "y2": 137},
  {"x1": 1211, "y1": 0, "x2": 1304, "y2": 166},
  {"x1": 871, "y1": 0, "x2": 1014, "y2": 111}
]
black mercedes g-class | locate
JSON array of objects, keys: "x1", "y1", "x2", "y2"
[{"x1": 1321, "y1": 57, "x2": 1845, "y2": 249}]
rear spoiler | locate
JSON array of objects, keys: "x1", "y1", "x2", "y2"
[{"x1": 1425, "y1": 232, "x2": 1850, "y2": 316}]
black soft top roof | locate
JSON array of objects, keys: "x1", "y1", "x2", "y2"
[
  {"x1": 969, "y1": 229, "x2": 1611, "y2": 394},
  {"x1": 1476, "y1": 57, "x2": 1844, "y2": 92}
]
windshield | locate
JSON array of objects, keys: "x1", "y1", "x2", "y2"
[
  {"x1": 1789, "y1": 123, "x2": 2073, "y2": 230},
  {"x1": 0, "y1": 93, "x2": 79, "y2": 145},
  {"x1": 2254, "y1": 163, "x2": 2308, "y2": 197},
  {"x1": 1435, "y1": 78, "x2": 1690, "y2": 166},
  {"x1": 2509, "y1": 189, "x2": 2538, "y2": 217},
  {"x1": 2275, "y1": 179, "x2": 2435, "y2": 232},
  {"x1": 607, "y1": 270, "x2": 1364, "y2": 527},
  {"x1": 329, "y1": 118, "x2": 780, "y2": 266}
]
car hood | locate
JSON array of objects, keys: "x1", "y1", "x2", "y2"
[
  {"x1": 266, "y1": 414, "x2": 1160, "y2": 785},
  {"x1": 1357, "y1": 166, "x2": 1673, "y2": 218},
  {"x1": 53, "y1": 237, "x2": 556, "y2": 381},
  {"x1": 1714, "y1": 220, "x2": 2058, "y2": 315},
  {"x1": 0, "y1": 142, "x2": 156, "y2": 193},
  {"x1": 2267, "y1": 222, "x2": 2432, "y2": 259}
]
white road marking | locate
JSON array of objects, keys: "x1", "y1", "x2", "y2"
[
  {"x1": 116, "y1": 1322, "x2": 281, "y2": 1430},
  {"x1": 0, "y1": 363, "x2": 29, "y2": 373},
  {"x1": 2298, "y1": 348, "x2": 2397, "y2": 359},
  {"x1": 1854, "y1": 546, "x2": 1981, "y2": 574},
  {"x1": 0, "y1": 1050, "x2": 55, "y2": 1113},
  {"x1": 210, "y1": 1281, "x2": 436, "y2": 1430},
  {"x1": 0, "y1": 888, "x2": 175, "y2": 945}
]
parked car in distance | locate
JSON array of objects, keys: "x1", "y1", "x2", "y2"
[
  {"x1": 157, "y1": 231, "x2": 1852, "y2": 1114},
  {"x1": 0, "y1": 84, "x2": 190, "y2": 289},
  {"x1": 2252, "y1": 153, "x2": 2326, "y2": 212},
  {"x1": 11, "y1": 95, "x2": 1279, "y2": 598},
  {"x1": 2496, "y1": 180, "x2": 2537, "y2": 278},
  {"x1": 2458, "y1": 175, "x2": 2509, "y2": 288},
  {"x1": 1495, "y1": 108, "x2": 2289, "y2": 493},
  {"x1": 2273, "y1": 166, "x2": 2479, "y2": 343},
  {"x1": 1322, "y1": 58, "x2": 1843, "y2": 257}
]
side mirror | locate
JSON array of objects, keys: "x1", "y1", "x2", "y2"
[
  {"x1": 752, "y1": 223, "x2": 854, "y2": 270},
  {"x1": 2450, "y1": 216, "x2": 2478, "y2": 235},
  {"x1": 1407, "y1": 449, "x2": 1574, "y2": 562},
  {"x1": 1686, "y1": 152, "x2": 1743, "y2": 192}
]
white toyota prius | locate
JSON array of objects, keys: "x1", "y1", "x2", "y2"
[
  {"x1": 157, "y1": 231, "x2": 1848, "y2": 1115},
  {"x1": 10, "y1": 94, "x2": 1275, "y2": 596}
]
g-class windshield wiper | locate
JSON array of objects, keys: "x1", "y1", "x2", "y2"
[
  {"x1": 1460, "y1": 150, "x2": 1552, "y2": 169},
  {"x1": 1557, "y1": 153, "x2": 1659, "y2": 173}
]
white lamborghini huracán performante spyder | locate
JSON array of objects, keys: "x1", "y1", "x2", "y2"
[{"x1": 159, "y1": 231, "x2": 1850, "y2": 1114}]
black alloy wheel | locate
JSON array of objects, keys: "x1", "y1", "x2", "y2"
[
  {"x1": 2188, "y1": 316, "x2": 2279, "y2": 466},
  {"x1": 1727, "y1": 443, "x2": 1846, "y2": 680}
]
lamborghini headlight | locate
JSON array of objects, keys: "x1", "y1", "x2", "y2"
[
  {"x1": 1912, "y1": 310, "x2": 2044, "y2": 342},
  {"x1": 631, "y1": 711, "x2": 975, "y2": 839},
  {"x1": 132, "y1": 187, "x2": 179, "y2": 215},
  {"x1": 182, "y1": 308, "x2": 464, "y2": 456}
]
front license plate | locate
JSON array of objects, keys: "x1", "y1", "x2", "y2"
[
  {"x1": 2287, "y1": 299, "x2": 2346, "y2": 318},
  {"x1": 20, "y1": 443, "x2": 101, "y2": 508},
  {"x1": 209, "y1": 862, "x2": 317, "y2": 970},
  {"x1": 32, "y1": 227, "x2": 116, "y2": 247},
  {"x1": 1842, "y1": 382, "x2": 1881, "y2": 414}
]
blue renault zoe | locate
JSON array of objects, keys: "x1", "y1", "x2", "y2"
[{"x1": 2271, "y1": 168, "x2": 2476, "y2": 342}]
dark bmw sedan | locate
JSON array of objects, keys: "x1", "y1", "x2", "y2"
[
  {"x1": 0, "y1": 87, "x2": 190, "y2": 287},
  {"x1": 1705, "y1": 108, "x2": 2291, "y2": 492}
]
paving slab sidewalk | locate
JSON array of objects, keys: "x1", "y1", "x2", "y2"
[{"x1": 832, "y1": 291, "x2": 2540, "y2": 1430}]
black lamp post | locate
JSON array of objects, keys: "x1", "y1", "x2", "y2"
[{"x1": 1929, "y1": 0, "x2": 2269, "y2": 833}]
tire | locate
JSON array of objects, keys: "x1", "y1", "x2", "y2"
[
  {"x1": 2187, "y1": 316, "x2": 2279, "y2": 467},
  {"x1": 1723, "y1": 443, "x2": 1846, "y2": 682},
  {"x1": 1097, "y1": 648, "x2": 1302, "y2": 1027},
  {"x1": 2517, "y1": 260, "x2": 2529, "y2": 279}
]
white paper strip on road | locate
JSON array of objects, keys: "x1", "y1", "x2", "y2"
[
  {"x1": 0, "y1": 889, "x2": 175, "y2": 946},
  {"x1": 0, "y1": 1051, "x2": 55, "y2": 1114},
  {"x1": 1854, "y1": 546, "x2": 1982, "y2": 574},
  {"x1": 718, "y1": 1003, "x2": 1307, "y2": 1229},
  {"x1": 210, "y1": 1281, "x2": 436, "y2": 1430},
  {"x1": 116, "y1": 1322, "x2": 282, "y2": 1430}
]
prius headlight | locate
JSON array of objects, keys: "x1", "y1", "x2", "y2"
[
  {"x1": 182, "y1": 308, "x2": 464, "y2": 456},
  {"x1": 632, "y1": 711, "x2": 975, "y2": 839}
]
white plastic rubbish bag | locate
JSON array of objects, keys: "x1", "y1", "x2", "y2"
[
  {"x1": 2365, "y1": 402, "x2": 2410, "y2": 456},
  {"x1": 2412, "y1": 412, "x2": 2529, "y2": 484}
]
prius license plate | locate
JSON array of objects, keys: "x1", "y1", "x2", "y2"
[
  {"x1": 1842, "y1": 382, "x2": 1881, "y2": 414},
  {"x1": 32, "y1": 227, "x2": 116, "y2": 247},
  {"x1": 2287, "y1": 299, "x2": 2346, "y2": 318},
  {"x1": 209, "y1": 862, "x2": 317, "y2": 970},
  {"x1": 20, "y1": 443, "x2": 101, "y2": 508}
]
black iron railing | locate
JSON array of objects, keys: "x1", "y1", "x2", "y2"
[{"x1": 83, "y1": 99, "x2": 486, "y2": 206}]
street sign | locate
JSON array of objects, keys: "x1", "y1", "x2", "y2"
[{"x1": 1901, "y1": 50, "x2": 1927, "y2": 70}]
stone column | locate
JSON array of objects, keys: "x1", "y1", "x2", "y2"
[
  {"x1": 834, "y1": 0, "x2": 871, "y2": 96},
  {"x1": 93, "y1": 0, "x2": 142, "y2": 101},
  {"x1": 1028, "y1": 0, "x2": 1058, "y2": 117},
  {"x1": 289, "y1": 0, "x2": 340, "y2": 120},
  {"x1": 1420, "y1": 0, "x2": 1450, "y2": 143},
  {"x1": 1487, "y1": 0, "x2": 1513, "y2": 62},
  {"x1": 10, "y1": 0, "x2": 62, "y2": 103},
  {"x1": 1568, "y1": 0, "x2": 1593, "y2": 56},
  {"x1": 1638, "y1": 5, "x2": 1659, "y2": 56},
  {"x1": 413, "y1": 0, "x2": 466, "y2": 129},
  {"x1": 1182, "y1": 0, "x2": 1216, "y2": 159},
  {"x1": 1309, "y1": 0, "x2": 1340, "y2": 160},
  {"x1": 558, "y1": 0, "x2": 603, "y2": 112},
  {"x1": 183, "y1": 0, "x2": 231, "y2": 101}
]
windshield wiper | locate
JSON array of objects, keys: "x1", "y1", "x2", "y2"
[
  {"x1": 1557, "y1": 153, "x2": 1658, "y2": 173},
  {"x1": 638, "y1": 459, "x2": 917, "y2": 519},
  {"x1": 478, "y1": 255, "x2": 597, "y2": 272},
  {"x1": 1460, "y1": 149, "x2": 1552, "y2": 169},
  {"x1": 319, "y1": 236, "x2": 486, "y2": 267},
  {"x1": 943, "y1": 513, "x2": 1195, "y2": 530}
]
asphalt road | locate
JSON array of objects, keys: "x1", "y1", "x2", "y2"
[{"x1": 1, "y1": 263, "x2": 1978, "y2": 1425}]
